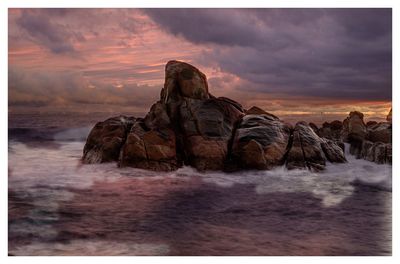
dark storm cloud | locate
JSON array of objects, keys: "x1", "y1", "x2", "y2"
[
  {"x1": 15, "y1": 9, "x2": 84, "y2": 54},
  {"x1": 144, "y1": 8, "x2": 392, "y2": 101}
]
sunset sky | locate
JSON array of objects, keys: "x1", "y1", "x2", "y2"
[{"x1": 8, "y1": 8, "x2": 392, "y2": 120}]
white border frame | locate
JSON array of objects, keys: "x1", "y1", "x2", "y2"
[{"x1": 1, "y1": 1, "x2": 397, "y2": 263}]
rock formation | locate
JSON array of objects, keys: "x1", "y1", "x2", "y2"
[
  {"x1": 286, "y1": 122, "x2": 346, "y2": 171},
  {"x1": 317, "y1": 120, "x2": 343, "y2": 141},
  {"x1": 231, "y1": 114, "x2": 292, "y2": 170},
  {"x1": 340, "y1": 109, "x2": 392, "y2": 164},
  {"x1": 83, "y1": 116, "x2": 135, "y2": 163},
  {"x1": 82, "y1": 61, "x2": 390, "y2": 172}
]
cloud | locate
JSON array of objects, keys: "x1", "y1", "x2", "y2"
[
  {"x1": 145, "y1": 8, "x2": 392, "y2": 101},
  {"x1": 8, "y1": 8, "x2": 392, "y2": 116},
  {"x1": 8, "y1": 66, "x2": 161, "y2": 111},
  {"x1": 15, "y1": 9, "x2": 81, "y2": 54}
]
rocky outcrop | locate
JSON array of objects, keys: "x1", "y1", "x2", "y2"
[
  {"x1": 231, "y1": 114, "x2": 291, "y2": 170},
  {"x1": 317, "y1": 120, "x2": 343, "y2": 141},
  {"x1": 339, "y1": 111, "x2": 392, "y2": 165},
  {"x1": 119, "y1": 119, "x2": 178, "y2": 171},
  {"x1": 286, "y1": 122, "x2": 346, "y2": 171},
  {"x1": 162, "y1": 60, "x2": 209, "y2": 102},
  {"x1": 360, "y1": 140, "x2": 392, "y2": 164},
  {"x1": 341, "y1": 111, "x2": 367, "y2": 142},
  {"x1": 341, "y1": 111, "x2": 367, "y2": 157},
  {"x1": 82, "y1": 60, "x2": 389, "y2": 172},
  {"x1": 367, "y1": 122, "x2": 392, "y2": 144},
  {"x1": 82, "y1": 116, "x2": 135, "y2": 163},
  {"x1": 178, "y1": 97, "x2": 244, "y2": 171}
]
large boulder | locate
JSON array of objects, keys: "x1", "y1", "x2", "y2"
[
  {"x1": 143, "y1": 101, "x2": 171, "y2": 130},
  {"x1": 367, "y1": 122, "x2": 392, "y2": 143},
  {"x1": 286, "y1": 122, "x2": 346, "y2": 171},
  {"x1": 119, "y1": 119, "x2": 178, "y2": 171},
  {"x1": 179, "y1": 97, "x2": 244, "y2": 171},
  {"x1": 342, "y1": 111, "x2": 367, "y2": 142},
  {"x1": 82, "y1": 116, "x2": 135, "y2": 163},
  {"x1": 341, "y1": 111, "x2": 367, "y2": 157},
  {"x1": 231, "y1": 114, "x2": 291, "y2": 170},
  {"x1": 161, "y1": 60, "x2": 209, "y2": 104},
  {"x1": 360, "y1": 140, "x2": 392, "y2": 164},
  {"x1": 318, "y1": 120, "x2": 343, "y2": 141}
]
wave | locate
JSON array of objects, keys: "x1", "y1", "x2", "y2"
[
  {"x1": 9, "y1": 126, "x2": 92, "y2": 143},
  {"x1": 9, "y1": 240, "x2": 170, "y2": 256},
  {"x1": 8, "y1": 141, "x2": 392, "y2": 255}
]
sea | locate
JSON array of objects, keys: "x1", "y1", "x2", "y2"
[{"x1": 8, "y1": 111, "x2": 392, "y2": 256}]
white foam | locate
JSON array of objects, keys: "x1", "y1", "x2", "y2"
[
  {"x1": 9, "y1": 240, "x2": 170, "y2": 256},
  {"x1": 8, "y1": 140, "x2": 392, "y2": 240}
]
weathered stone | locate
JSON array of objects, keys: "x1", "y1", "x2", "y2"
[
  {"x1": 232, "y1": 114, "x2": 291, "y2": 170},
  {"x1": 287, "y1": 122, "x2": 346, "y2": 171},
  {"x1": 161, "y1": 60, "x2": 209, "y2": 103},
  {"x1": 320, "y1": 139, "x2": 347, "y2": 163},
  {"x1": 144, "y1": 101, "x2": 171, "y2": 130},
  {"x1": 359, "y1": 140, "x2": 391, "y2": 164},
  {"x1": 318, "y1": 120, "x2": 343, "y2": 141},
  {"x1": 184, "y1": 136, "x2": 228, "y2": 171},
  {"x1": 83, "y1": 116, "x2": 135, "y2": 163},
  {"x1": 342, "y1": 111, "x2": 367, "y2": 158},
  {"x1": 367, "y1": 122, "x2": 391, "y2": 143},
  {"x1": 179, "y1": 97, "x2": 244, "y2": 171},
  {"x1": 119, "y1": 120, "x2": 178, "y2": 171},
  {"x1": 342, "y1": 111, "x2": 367, "y2": 142}
]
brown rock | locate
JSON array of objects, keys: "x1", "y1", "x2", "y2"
[
  {"x1": 144, "y1": 101, "x2": 171, "y2": 130},
  {"x1": 179, "y1": 97, "x2": 244, "y2": 171},
  {"x1": 82, "y1": 116, "x2": 135, "y2": 163},
  {"x1": 318, "y1": 120, "x2": 343, "y2": 141},
  {"x1": 341, "y1": 111, "x2": 367, "y2": 157},
  {"x1": 287, "y1": 122, "x2": 346, "y2": 171},
  {"x1": 360, "y1": 140, "x2": 391, "y2": 164},
  {"x1": 232, "y1": 114, "x2": 291, "y2": 170},
  {"x1": 367, "y1": 122, "x2": 392, "y2": 143},
  {"x1": 161, "y1": 60, "x2": 209, "y2": 103},
  {"x1": 119, "y1": 120, "x2": 178, "y2": 171},
  {"x1": 185, "y1": 136, "x2": 228, "y2": 171}
]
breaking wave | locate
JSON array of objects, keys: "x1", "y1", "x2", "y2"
[{"x1": 8, "y1": 133, "x2": 392, "y2": 255}]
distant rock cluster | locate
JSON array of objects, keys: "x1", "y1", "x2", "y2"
[{"x1": 82, "y1": 61, "x2": 392, "y2": 172}]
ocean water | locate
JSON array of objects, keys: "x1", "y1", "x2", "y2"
[{"x1": 8, "y1": 112, "x2": 392, "y2": 256}]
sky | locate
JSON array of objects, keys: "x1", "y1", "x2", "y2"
[{"x1": 8, "y1": 8, "x2": 392, "y2": 120}]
